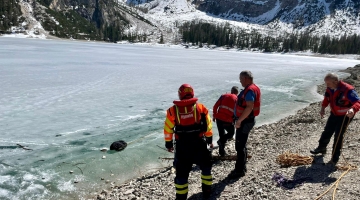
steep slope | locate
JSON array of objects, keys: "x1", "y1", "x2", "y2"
[
  {"x1": 192, "y1": 0, "x2": 360, "y2": 37},
  {"x1": 2, "y1": 0, "x2": 360, "y2": 42},
  {"x1": 2, "y1": 0, "x2": 161, "y2": 41},
  {"x1": 126, "y1": 0, "x2": 360, "y2": 39},
  {"x1": 0, "y1": 0, "x2": 22, "y2": 32}
]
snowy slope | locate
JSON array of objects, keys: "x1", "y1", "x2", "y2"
[
  {"x1": 119, "y1": 0, "x2": 270, "y2": 43},
  {"x1": 133, "y1": 0, "x2": 265, "y2": 29},
  {"x1": 124, "y1": 0, "x2": 360, "y2": 39},
  {"x1": 5, "y1": 0, "x2": 359, "y2": 41}
]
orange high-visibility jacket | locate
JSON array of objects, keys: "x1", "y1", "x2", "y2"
[{"x1": 164, "y1": 98, "x2": 212, "y2": 142}]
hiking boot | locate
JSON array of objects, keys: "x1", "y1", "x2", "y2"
[
  {"x1": 202, "y1": 189, "x2": 212, "y2": 199},
  {"x1": 175, "y1": 194, "x2": 187, "y2": 200},
  {"x1": 327, "y1": 160, "x2": 338, "y2": 171},
  {"x1": 228, "y1": 170, "x2": 245, "y2": 179},
  {"x1": 217, "y1": 140, "x2": 225, "y2": 156},
  {"x1": 328, "y1": 158, "x2": 338, "y2": 165},
  {"x1": 327, "y1": 160, "x2": 337, "y2": 165},
  {"x1": 310, "y1": 147, "x2": 326, "y2": 155}
]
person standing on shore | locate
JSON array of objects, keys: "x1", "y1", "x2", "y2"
[
  {"x1": 163, "y1": 84, "x2": 214, "y2": 200},
  {"x1": 310, "y1": 73, "x2": 360, "y2": 165},
  {"x1": 213, "y1": 86, "x2": 239, "y2": 156},
  {"x1": 229, "y1": 71, "x2": 261, "y2": 179}
]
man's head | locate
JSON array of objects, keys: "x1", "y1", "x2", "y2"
[
  {"x1": 239, "y1": 70, "x2": 253, "y2": 87},
  {"x1": 231, "y1": 86, "x2": 239, "y2": 95},
  {"x1": 324, "y1": 73, "x2": 339, "y2": 89},
  {"x1": 178, "y1": 83, "x2": 194, "y2": 100}
]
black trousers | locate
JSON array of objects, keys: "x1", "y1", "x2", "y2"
[
  {"x1": 216, "y1": 119, "x2": 235, "y2": 144},
  {"x1": 235, "y1": 119, "x2": 255, "y2": 172},
  {"x1": 318, "y1": 113, "x2": 352, "y2": 163},
  {"x1": 174, "y1": 139, "x2": 212, "y2": 199}
]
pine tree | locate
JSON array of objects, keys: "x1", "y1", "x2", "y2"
[{"x1": 159, "y1": 33, "x2": 164, "y2": 44}]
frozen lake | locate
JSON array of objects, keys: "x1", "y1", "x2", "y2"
[{"x1": 0, "y1": 37, "x2": 358, "y2": 199}]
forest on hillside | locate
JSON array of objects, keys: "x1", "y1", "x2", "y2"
[
  {"x1": 179, "y1": 21, "x2": 360, "y2": 54},
  {"x1": 0, "y1": 0, "x2": 21, "y2": 32}
]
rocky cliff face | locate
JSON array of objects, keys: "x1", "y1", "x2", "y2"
[
  {"x1": 193, "y1": 0, "x2": 360, "y2": 26},
  {"x1": 3, "y1": 0, "x2": 360, "y2": 42},
  {"x1": 47, "y1": 0, "x2": 124, "y2": 29},
  {"x1": 5, "y1": 0, "x2": 158, "y2": 41},
  {"x1": 187, "y1": 0, "x2": 360, "y2": 37}
]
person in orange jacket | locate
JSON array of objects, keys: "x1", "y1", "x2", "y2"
[
  {"x1": 213, "y1": 86, "x2": 239, "y2": 156},
  {"x1": 229, "y1": 70, "x2": 261, "y2": 179},
  {"x1": 310, "y1": 73, "x2": 360, "y2": 165},
  {"x1": 163, "y1": 84, "x2": 213, "y2": 200}
]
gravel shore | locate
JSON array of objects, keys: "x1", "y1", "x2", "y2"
[{"x1": 96, "y1": 64, "x2": 360, "y2": 200}]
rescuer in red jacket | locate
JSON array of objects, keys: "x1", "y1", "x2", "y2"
[
  {"x1": 229, "y1": 70, "x2": 261, "y2": 179},
  {"x1": 213, "y1": 86, "x2": 239, "y2": 156},
  {"x1": 163, "y1": 84, "x2": 213, "y2": 200},
  {"x1": 310, "y1": 73, "x2": 360, "y2": 165}
]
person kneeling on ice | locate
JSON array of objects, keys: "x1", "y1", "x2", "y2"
[
  {"x1": 310, "y1": 73, "x2": 360, "y2": 165},
  {"x1": 213, "y1": 86, "x2": 239, "y2": 156},
  {"x1": 163, "y1": 84, "x2": 213, "y2": 200}
]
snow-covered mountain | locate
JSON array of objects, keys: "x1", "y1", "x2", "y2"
[
  {"x1": 2, "y1": 0, "x2": 360, "y2": 41},
  {"x1": 132, "y1": 0, "x2": 360, "y2": 38}
]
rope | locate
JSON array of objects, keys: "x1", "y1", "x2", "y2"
[
  {"x1": 314, "y1": 167, "x2": 353, "y2": 200},
  {"x1": 314, "y1": 115, "x2": 358, "y2": 200},
  {"x1": 330, "y1": 116, "x2": 348, "y2": 161},
  {"x1": 336, "y1": 154, "x2": 358, "y2": 171},
  {"x1": 276, "y1": 151, "x2": 313, "y2": 167}
]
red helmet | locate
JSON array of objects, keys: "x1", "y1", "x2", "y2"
[{"x1": 178, "y1": 84, "x2": 194, "y2": 100}]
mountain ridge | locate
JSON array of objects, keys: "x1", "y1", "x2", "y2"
[{"x1": 1, "y1": 0, "x2": 359, "y2": 43}]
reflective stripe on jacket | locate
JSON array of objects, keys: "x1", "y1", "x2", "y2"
[
  {"x1": 164, "y1": 99, "x2": 212, "y2": 142},
  {"x1": 213, "y1": 93, "x2": 237, "y2": 123}
]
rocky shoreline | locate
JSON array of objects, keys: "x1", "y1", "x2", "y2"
[{"x1": 95, "y1": 64, "x2": 360, "y2": 200}]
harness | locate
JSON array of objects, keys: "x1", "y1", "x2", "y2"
[{"x1": 173, "y1": 98, "x2": 206, "y2": 139}]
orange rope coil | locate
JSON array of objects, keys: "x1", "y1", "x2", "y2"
[{"x1": 276, "y1": 151, "x2": 314, "y2": 167}]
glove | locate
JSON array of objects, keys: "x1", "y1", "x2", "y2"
[
  {"x1": 205, "y1": 136, "x2": 213, "y2": 146},
  {"x1": 165, "y1": 141, "x2": 174, "y2": 152}
]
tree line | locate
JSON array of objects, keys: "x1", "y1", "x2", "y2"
[
  {"x1": 38, "y1": 0, "x2": 131, "y2": 41},
  {"x1": 179, "y1": 21, "x2": 360, "y2": 54},
  {"x1": 0, "y1": 0, "x2": 21, "y2": 32},
  {"x1": 1, "y1": 0, "x2": 151, "y2": 43}
]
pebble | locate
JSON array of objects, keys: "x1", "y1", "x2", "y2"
[{"x1": 124, "y1": 189, "x2": 135, "y2": 195}]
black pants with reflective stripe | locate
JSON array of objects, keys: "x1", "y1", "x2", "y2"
[
  {"x1": 318, "y1": 113, "x2": 352, "y2": 163},
  {"x1": 216, "y1": 119, "x2": 235, "y2": 145},
  {"x1": 174, "y1": 139, "x2": 212, "y2": 200},
  {"x1": 235, "y1": 118, "x2": 255, "y2": 172}
]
